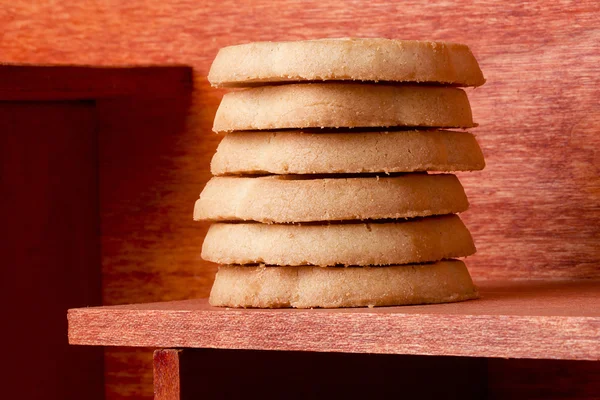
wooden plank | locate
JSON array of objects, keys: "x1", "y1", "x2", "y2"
[
  {"x1": 154, "y1": 350, "x2": 181, "y2": 400},
  {"x1": 154, "y1": 348, "x2": 487, "y2": 400},
  {"x1": 0, "y1": 65, "x2": 193, "y2": 100},
  {"x1": 69, "y1": 280, "x2": 600, "y2": 361},
  {"x1": 1, "y1": 102, "x2": 104, "y2": 400}
]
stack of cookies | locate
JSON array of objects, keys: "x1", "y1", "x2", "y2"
[{"x1": 194, "y1": 38, "x2": 485, "y2": 308}]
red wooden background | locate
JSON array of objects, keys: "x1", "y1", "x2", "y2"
[{"x1": 2, "y1": 0, "x2": 598, "y2": 398}]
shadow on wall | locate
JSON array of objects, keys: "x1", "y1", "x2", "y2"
[{"x1": 0, "y1": 64, "x2": 193, "y2": 400}]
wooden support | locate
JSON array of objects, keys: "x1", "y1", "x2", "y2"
[{"x1": 154, "y1": 350, "x2": 182, "y2": 400}]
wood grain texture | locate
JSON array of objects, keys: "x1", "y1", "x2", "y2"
[
  {"x1": 153, "y1": 350, "x2": 181, "y2": 400},
  {"x1": 4, "y1": 0, "x2": 599, "y2": 398},
  {"x1": 96, "y1": 89, "x2": 201, "y2": 400},
  {"x1": 1, "y1": 102, "x2": 104, "y2": 400},
  {"x1": 2, "y1": 0, "x2": 598, "y2": 281},
  {"x1": 69, "y1": 280, "x2": 600, "y2": 360},
  {"x1": 104, "y1": 347, "x2": 155, "y2": 400}
]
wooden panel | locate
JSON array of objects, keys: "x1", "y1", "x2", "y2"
[
  {"x1": 96, "y1": 93, "x2": 208, "y2": 306},
  {"x1": 96, "y1": 92, "x2": 203, "y2": 400},
  {"x1": 0, "y1": 65, "x2": 192, "y2": 100},
  {"x1": 4, "y1": 1, "x2": 600, "y2": 398},
  {"x1": 1, "y1": 102, "x2": 104, "y2": 399},
  {"x1": 154, "y1": 348, "x2": 487, "y2": 400},
  {"x1": 69, "y1": 280, "x2": 600, "y2": 361},
  {"x1": 1, "y1": 1, "x2": 597, "y2": 285},
  {"x1": 104, "y1": 347, "x2": 155, "y2": 400}
]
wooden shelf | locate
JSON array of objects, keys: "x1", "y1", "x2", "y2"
[
  {"x1": 69, "y1": 279, "x2": 600, "y2": 361},
  {"x1": 2, "y1": 64, "x2": 194, "y2": 400},
  {"x1": 0, "y1": 64, "x2": 192, "y2": 100}
]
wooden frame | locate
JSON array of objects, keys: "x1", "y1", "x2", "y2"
[{"x1": 1, "y1": 65, "x2": 192, "y2": 400}]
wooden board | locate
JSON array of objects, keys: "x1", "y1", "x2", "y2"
[
  {"x1": 69, "y1": 280, "x2": 600, "y2": 361},
  {"x1": 4, "y1": 0, "x2": 600, "y2": 398},
  {"x1": 2, "y1": 1, "x2": 598, "y2": 287},
  {"x1": 153, "y1": 350, "x2": 181, "y2": 400}
]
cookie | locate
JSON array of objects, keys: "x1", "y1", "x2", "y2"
[
  {"x1": 208, "y1": 38, "x2": 485, "y2": 88},
  {"x1": 202, "y1": 214, "x2": 475, "y2": 266},
  {"x1": 212, "y1": 83, "x2": 475, "y2": 132},
  {"x1": 211, "y1": 130, "x2": 485, "y2": 175},
  {"x1": 193, "y1": 174, "x2": 468, "y2": 223},
  {"x1": 209, "y1": 260, "x2": 478, "y2": 308}
]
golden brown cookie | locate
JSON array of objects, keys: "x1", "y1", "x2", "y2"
[
  {"x1": 202, "y1": 215, "x2": 475, "y2": 266},
  {"x1": 211, "y1": 130, "x2": 485, "y2": 175},
  {"x1": 212, "y1": 83, "x2": 475, "y2": 132},
  {"x1": 193, "y1": 174, "x2": 468, "y2": 223},
  {"x1": 208, "y1": 38, "x2": 485, "y2": 87},
  {"x1": 209, "y1": 260, "x2": 478, "y2": 308}
]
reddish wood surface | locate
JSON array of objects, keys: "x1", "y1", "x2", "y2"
[
  {"x1": 153, "y1": 350, "x2": 181, "y2": 400},
  {"x1": 2, "y1": 1, "x2": 598, "y2": 283},
  {"x1": 69, "y1": 280, "x2": 600, "y2": 361},
  {"x1": 94, "y1": 71, "x2": 207, "y2": 400},
  {"x1": 1, "y1": 102, "x2": 104, "y2": 400},
  {"x1": 104, "y1": 347, "x2": 155, "y2": 399},
  {"x1": 0, "y1": 65, "x2": 192, "y2": 100},
  {"x1": 4, "y1": 1, "x2": 600, "y2": 398}
]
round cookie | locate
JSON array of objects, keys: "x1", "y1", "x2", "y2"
[
  {"x1": 211, "y1": 130, "x2": 485, "y2": 175},
  {"x1": 212, "y1": 83, "x2": 475, "y2": 132},
  {"x1": 208, "y1": 38, "x2": 485, "y2": 88},
  {"x1": 193, "y1": 174, "x2": 468, "y2": 223},
  {"x1": 209, "y1": 260, "x2": 479, "y2": 308},
  {"x1": 202, "y1": 214, "x2": 476, "y2": 266}
]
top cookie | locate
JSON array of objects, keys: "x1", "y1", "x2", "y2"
[
  {"x1": 208, "y1": 38, "x2": 485, "y2": 88},
  {"x1": 213, "y1": 83, "x2": 475, "y2": 132}
]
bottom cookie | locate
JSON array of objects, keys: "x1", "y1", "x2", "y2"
[{"x1": 209, "y1": 260, "x2": 478, "y2": 308}]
